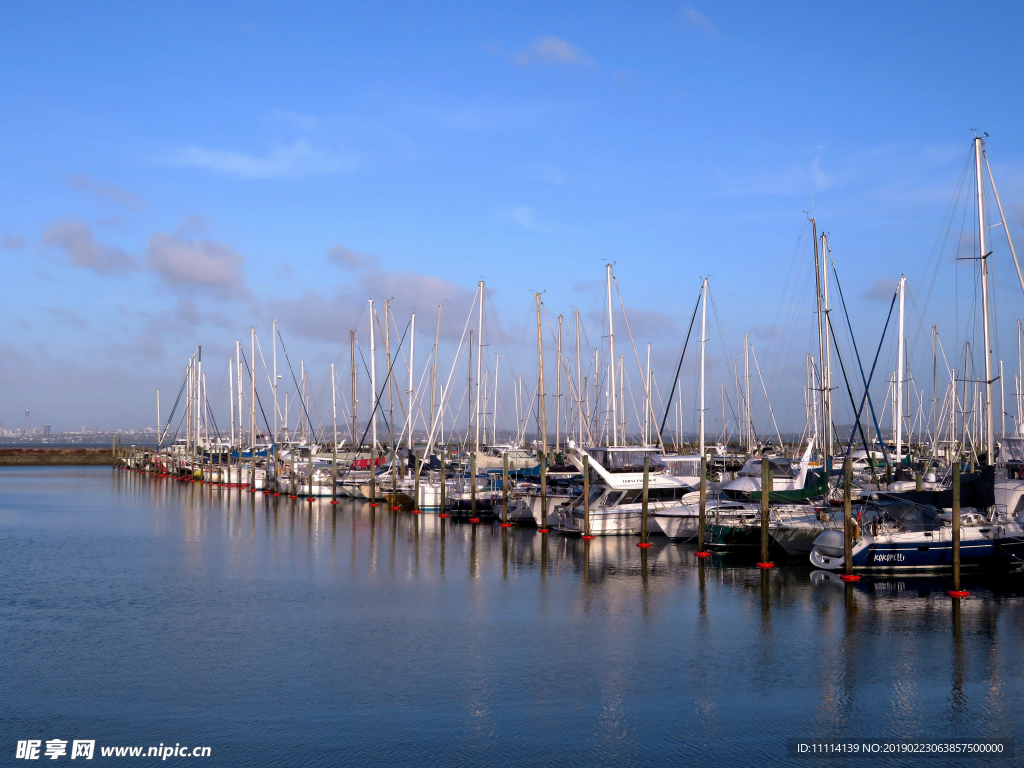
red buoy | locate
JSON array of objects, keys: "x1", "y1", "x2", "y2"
[
  {"x1": 840, "y1": 574, "x2": 861, "y2": 582},
  {"x1": 695, "y1": 551, "x2": 711, "y2": 558},
  {"x1": 391, "y1": 506, "x2": 400, "y2": 511},
  {"x1": 289, "y1": 495, "x2": 298, "y2": 499},
  {"x1": 948, "y1": 590, "x2": 970, "y2": 598},
  {"x1": 412, "y1": 510, "x2": 421, "y2": 514},
  {"x1": 469, "y1": 518, "x2": 481, "y2": 523},
  {"x1": 306, "y1": 497, "x2": 315, "y2": 502},
  {"x1": 756, "y1": 562, "x2": 775, "y2": 569},
  {"x1": 369, "y1": 502, "x2": 379, "y2": 507},
  {"x1": 330, "y1": 500, "x2": 339, "y2": 504},
  {"x1": 636, "y1": 542, "x2": 653, "y2": 548},
  {"x1": 499, "y1": 522, "x2": 512, "y2": 528},
  {"x1": 438, "y1": 513, "x2": 449, "y2": 518},
  {"x1": 581, "y1": 535, "x2": 595, "y2": 540}
]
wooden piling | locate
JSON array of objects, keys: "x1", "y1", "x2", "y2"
[
  {"x1": 637, "y1": 456, "x2": 652, "y2": 548},
  {"x1": 948, "y1": 462, "x2": 969, "y2": 597},
  {"x1": 307, "y1": 445, "x2": 314, "y2": 500},
  {"x1": 500, "y1": 452, "x2": 510, "y2": 527},
  {"x1": 695, "y1": 456, "x2": 709, "y2": 556},
  {"x1": 413, "y1": 452, "x2": 421, "y2": 513},
  {"x1": 331, "y1": 444, "x2": 338, "y2": 504},
  {"x1": 582, "y1": 454, "x2": 593, "y2": 539},
  {"x1": 757, "y1": 456, "x2": 774, "y2": 568},
  {"x1": 369, "y1": 448, "x2": 377, "y2": 507},
  {"x1": 438, "y1": 450, "x2": 447, "y2": 517},
  {"x1": 470, "y1": 452, "x2": 477, "y2": 519},
  {"x1": 538, "y1": 452, "x2": 549, "y2": 532},
  {"x1": 391, "y1": 447, "x2": 398, "y2": 510},
  {"x1": 841, "y1": 457, "x2": 860, "y2": 581}
]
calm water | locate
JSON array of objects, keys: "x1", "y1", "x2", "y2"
[{"x1": 2, "y1": 467, "x2": 1023, "y2": 766}]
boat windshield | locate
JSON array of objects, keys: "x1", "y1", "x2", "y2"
[
  {"x1": 738, "y1": 457, "x2": 795, "y2": 479},
  {"x1": 589, "y1": 449, "x2": 666, "y2": 473},
  {"x1": 569, "y1": 486, "x2": 605, "y2": 509},
  {"x1": 663, "y1": 458, "x2": 700, "y2": 478}
]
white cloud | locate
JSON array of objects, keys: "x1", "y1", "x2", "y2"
[
  {"x1": 156, "y1": 140, "x2": 356, "y2": 179},
  {"x1": 508, "y1": 37, "x2": 596, "y2": 67},
  {"x1": 68, "y1": 175, "x2": 144, "y2": 210},
  {"x1": 42, "y1": 219, "x2": 137, "y2": 274},
  {"x1": 502, "y1": 206, "x2": 543, "y2": 231},
  {"x1": 146, "y1": 233, "x2": 248, "y2": 297},
  {"x1": 679, "y1": 6, "x2": 720, "y2": 38},
  {"x1": 864, "y1": 277, "x2": 901, "y2": 302}
]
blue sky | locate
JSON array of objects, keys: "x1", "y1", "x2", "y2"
[{"x1": 2, "y1": 1, "x2": 1024, "y2": 440}]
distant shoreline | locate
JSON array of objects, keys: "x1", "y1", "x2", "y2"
[{"x1": 0, "y1": 448, "x2": 115, "y2": 466}]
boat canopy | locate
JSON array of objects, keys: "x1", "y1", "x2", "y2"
[{"x1": 588, "y1": 448, "x2": 666, "y2": 473}]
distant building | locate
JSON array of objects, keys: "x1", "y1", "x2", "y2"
[{"x1": 44, "y1": 424, "x2": 51, "y2": 436}]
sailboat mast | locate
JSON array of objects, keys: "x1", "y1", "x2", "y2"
[
  {"x1": 229, "y1": 356, "x2": 235, "y2": 450},
  {"x1": 811, "y1": 218, "x2": 826, "y2": 464},
  {"x1": 606, "y1": 264, "x2": 618, "y2": 447},
  {"x1": 475, "y1": 281, "x2": 484, "y2": 453},
  {"x1": 699, "y1": 277, "x2": 708, "y2": 459},
  {"x1": 821, "y1": 233, "x2": 834, "y2": 464},
  {"x1": 409, "y1": 313, "x2": 415, "y2": 450},
  {"x1": 556, "y1": 314, "x2": 562, "y2": 452},
  {"x1": 431, "y1": 305, "x2": 441, "y2": 439},
  {"x1": 272, "y1": 320, "x2": 277, "y2": 444},
  {"x1": 332, "y1": 363, "x2": 337, "y2": 448},
  {"x1": 536, "y1": 293, "x2": 547, "y2": 456},
  {"x1": 975, "y1": 136, "x2": 995, "y2": 463},
  {"x1": 575, "y1": 311, "x2": 582, "y2": 447},
  {"x1": 644, "y1": 342, "x2": 651, "y2": 447},
  {"x1": 369, "y1": 299, "x2": 377, "y2": 453},
  {"x1": 896, "y1": 275, "x2": 906, "y2": 464},
  {"x1": 932, "y1": 326, "x2": 938, "y2": 460},
  {"x1": 250, "y1": 329, "x2": 256, "y2": 448},
  {"x1": 744, "y1": 333, "x2": 751, "y2": 453},
  {"x1": 350, "y1": 330, "x2": 357, "y2": 446}
]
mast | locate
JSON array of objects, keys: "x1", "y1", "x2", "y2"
[
  {"x1": 619, "y1": 355, "x2": 625, "y2": 444},
  {"x1": 229, "y1": 356, "x2": 235, "y2": 450},
  {"x1": 475, "y1": 281, "x2": 484, "y2": 453},
  {"x1": 556, "y1": 314, "x2": 562, "y2": 451},
  {"x1": 744, "y1": 333, "x2": 751, "y2": 453},
  {"x1": 369, "y1": 299, "x2": 377, "y2": 454},
  {"x1": 821, "y1": 233, "x2": 834, "y2": 464},
  {"x1": 384, "y1": 300, "x2": 392, "y2": 451},
  {"x1": 536, "y1": 293, "x2": 547, "y2": 455},
  {"x1": 493, "y1": 354, "x2": 499, "y2": 445},
  {"x1": 699, "y1": 277, "x2": 708, "y2": 459},
  {"x1": 896, "y1": 275, "x2": 906, "y2": 464},
  {"x1": 272, "y1": 320, "x2": 277, "y2": 444},
  {"x1": 575, "y1": 310, "x2": 582, "y2": 447},
  {"x1": 300, "y1": 360, "x2": 306, "y2": 443},
  {"x1": 1018, "y1": 321, "x2": 1023, "y2": 433},
  {"x1": 331, "y1": 363, "x2": 337, "y2": 448},
  {"x1": 1000, "y1": 360, "x2": 1006, "y2": 439},
  {"x1": 932, "y1": 326, "x2": 938, "y2": 460},
  {"x1": 975, "y1": 135, "x2": 995, "y2": 464},
  {"x1": 606, "y1": 264, "x2": 618, "y2": 447},
  {"x1": 350, "y1": 330, "x2": 357, "y2": 446},
  {"x1": 811, "y1": 218, "x2": 826, "y2": 464},
  {"x1": 196, "y1": 346, "x2": 202, "y2": 451},
  {"x1": 409, "y1": 313, "x2": 415, "y2": 450},
  {"x1": 250, "y1": 328, "x2": 256, "y2": 448},
  {"x1": 468, "y1": 330, "x2": 473, "y2": 442},
  {"x1": 644, "y1": 342, "x2": 651, "y2": 446},
  {"x1": 431, "y1": 305, "x2": 441, "y2": 438}
]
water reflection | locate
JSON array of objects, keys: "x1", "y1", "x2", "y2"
[{"x1": 4, "y1": 466, "x2": 1024, "y2": 768}]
